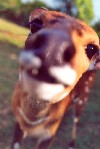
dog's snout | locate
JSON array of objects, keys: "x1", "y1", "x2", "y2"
[
  {"x1": 25, "y1": 29, "x2": 75, "y2": 66},
  {"x1": 19, "y1": 51, "x2": 42, "y2": 70}
]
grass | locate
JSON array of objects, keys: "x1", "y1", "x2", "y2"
[
  {"x1": 0, "y1": 19, "x2": 100, "y2": 149},
  {"x1": 0, "y1": 18, "x2": 29, "y2": 48},
  {"x1": 0, "y1": 19, "x2": 29, "y2": 149}
]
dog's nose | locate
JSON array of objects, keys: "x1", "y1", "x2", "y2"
[
  {"x1": 19, "y1": 51, "x2": 42, "y2": 70},
  {"x1": 25, "y1": 29, "x2": 75, "y2": 66}
]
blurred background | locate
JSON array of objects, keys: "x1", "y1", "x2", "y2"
[
  {"x1": 0, "y1": 0, "x2": 100, "y2": 149},
  {"x1": 0, "y1": 0, "x2": 100, "y2": 32}
]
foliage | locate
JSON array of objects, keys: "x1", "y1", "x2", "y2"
[
  {"x1": 54, "y1": 0, "x2": 94, "y2": 24},
  {"x1": 93, "y1": 20, "x2": 100, "y2": 37},
  {"x1": 55, "y1": 0, "x2": 75, "y2": 16},
  {"x1": 0, "y1": 0, "x2": 95, "y2": 25},
  {"x1": 75, "y1": 0, "x2": 94, "y2": 24},
  {"x1": 20, "y1": 0, "x2": 48, "y2": 26},
  {"x1": 0, "y1": 0, "x2": 21, "y2": 10},
  {"x1": 0, "y1": 0, "x2": 48, "y2": 26},
  {"x1": 0, "y1": 18, "x2": 29, "y2": 47}
]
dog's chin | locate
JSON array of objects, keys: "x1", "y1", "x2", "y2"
[{"x1": 19, "y1": 69, "x2": 72, "y2": 103}]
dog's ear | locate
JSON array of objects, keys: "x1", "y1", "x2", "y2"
[{"x1": 29, "y1": 7, "x2": 48, "y2": 22}]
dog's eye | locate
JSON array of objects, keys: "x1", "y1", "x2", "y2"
[
  {"x1": 30, "y1": 18, "x2": 43, "y2": 34},
  {"x1": 85, "y1": 44, "x2": 99, "y2": 60}
]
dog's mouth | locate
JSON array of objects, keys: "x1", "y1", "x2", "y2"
[
  {"x1": 19, "y1": 51, "x2": 77, "y2": 103},
  {"x1": 26, "y1": 67, "x2": 59, "y2": 84}
]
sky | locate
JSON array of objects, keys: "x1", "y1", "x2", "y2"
[
  {"x1": 22, "y1": 0, "x2": 100, "y2": 22},
  {"x1": 92, "y1": 0, "x2": 100, "y2": 21}
]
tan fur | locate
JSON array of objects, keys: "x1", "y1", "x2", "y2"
[{"x1": 12, "y1": 9, "x2": 100, "y2": 149}]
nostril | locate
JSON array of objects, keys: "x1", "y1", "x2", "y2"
[{"x1": 63, "y1": 46, "x2": 75, "y2": 62}]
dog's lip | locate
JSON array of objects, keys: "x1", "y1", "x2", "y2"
[
  {"x1": 26, "y1": 68, "x2": 65, "y2": 85},
  {"x1": 20, "y1": 64, "x2": 77, "y2": 87},
  {"x1": 49, "y1": 65, "x2": 77, "y2": 86},
  {"x1": 19, "y1": 70, "x2": 70, "y2": 103}
]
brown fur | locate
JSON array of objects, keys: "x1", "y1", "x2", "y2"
[{"x1": 12, "y1": 8, "x2": 100, "y2": 149}]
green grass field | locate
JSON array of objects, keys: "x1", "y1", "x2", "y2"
[{"x1": 0, "y1": 18, "x2": 100, "y2": 149}]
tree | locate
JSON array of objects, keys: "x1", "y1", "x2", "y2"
[
  {"x1": 0, "y1": 0, "x2": 22, "y2": 19},
  {"x1": 54, "y1": 0, "x2": 94, "y2": 24},
  {"x1": 75, "y1": 0, "x2": 94, "y2": 24},
  {"x1": 20, "y1": 0, "x2": 48, "y2": 26},
  {"x1": 0, "y1": 0, "x2": 48, "y2": 26},
  {"x1": 93, "y1": 20, "x2": 100, "y2": 37},
  {"x1": 0, "y1": 0, "x2": 21, "y2": 10}
]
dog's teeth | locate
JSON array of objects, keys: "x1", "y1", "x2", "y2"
[{"x1": 32, "y1": 69, "x2": 38, "y2": 75}]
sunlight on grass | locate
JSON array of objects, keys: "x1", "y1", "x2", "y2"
[
  {"x1": 0, "y1": 18, "x2": 29, "y2": 48},
  {"x1": 0, "y1": 18, "x2": 29, "y2": 35}
]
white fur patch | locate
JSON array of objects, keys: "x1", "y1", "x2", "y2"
[
  {"x1": 49, "y1": 65, "x2": 77, "y2": 85},
  {"x1": 88, "y1": 59, "x2": 96, "y2": 70},
  {"x1": 20, "y1": 71, "x2": 67, "y2": 102},
  {"x1": 85, "y1": 86, "x2": 90, "y2": 93},
  {"x1": 85, "y1": 81, "x2": 89, "y2": 85},
  {"x1": 14, "y1": 143, "x2": 20, "y2": 149},
  {"x1": 37, "y1": 129, "x2": 52, "y2": 145},
  {"x1": 19, "y1": 51, "x2": 42, "y2": 69},
  {"x1": 84, "y1": 97, "x2": 88, "y2": 102},
  {"x1": 89, "y1": 76, "x2": 93, "y2": 81},
  {"x1": 23, "y1": 131, "x2": 28, "y2": 138},
  {"x1": 68, "y1": 147, "x2": 75, "y2": 149},
  {"x1": 74, "y1": 117, "x2": 79, "y2": 123},
  {"x1": 78, "y1": 100, "x2": 83, "y2": 105},
  {"x1": 36, "y1": 83, "x2": 66, "y2": 101}
]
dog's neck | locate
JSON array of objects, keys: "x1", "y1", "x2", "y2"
[{"x1": 19, "y1": 91, "x2": 51, "y2": 123}]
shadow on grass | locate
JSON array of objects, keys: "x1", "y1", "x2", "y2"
[{"x1": 0, "y1": 41, "x2": 19, "y2": 149}]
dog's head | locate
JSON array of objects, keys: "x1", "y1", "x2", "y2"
[{"x1": 19, "y1": 8, "x2": 99, "y2": 103}]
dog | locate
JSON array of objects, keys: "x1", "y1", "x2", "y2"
[{"x1": 11, "y1": 8, "x2": 100, "y2": 149}]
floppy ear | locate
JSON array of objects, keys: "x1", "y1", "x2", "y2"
[{"x1": 29, "y1": 7, "x2": 48, "y2": 22}]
